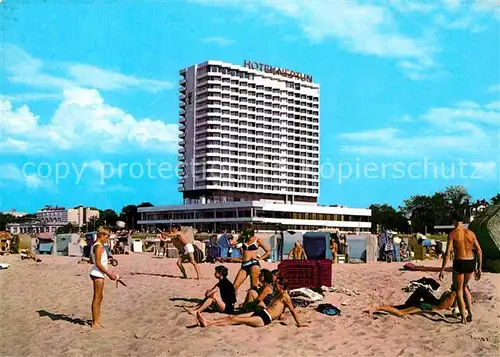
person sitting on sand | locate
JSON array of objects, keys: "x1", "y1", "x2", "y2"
[
  {"x1": 288, "y1": 242, "x2": 307, "y2": 260},
  {"x1": 368, "y1": 284, "x2": 470, "y2": 318},
  {"x1": 240, "y1": 269, "x2": 275, "y2": 311},
  {"x1": 197, "y1": 279, "x2": 307, "y2": 328},
  {"x1": 160, "y1": 225, "x2": 200, "y2": 280},
  {"x1": 89, "y1": 226, "x2": 118, "y2": 328},
  {"x1": 271, "y1": 269, "x2": 282, "y2": 283},
  {"x1": 184, "y1": 266, "x2": 236, "y2": 315}
]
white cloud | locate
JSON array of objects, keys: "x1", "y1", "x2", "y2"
[
  {"x1": 92, "y1": 184, "x2": 135, "y2": 193},
  {"x1": 340, "y1": 128, "x2": 398, "y2": 141},
  {"x1": 471, "y1": 161, "x2": 498, "y2": 180},
  {"x1": 194, "y1": 0, "x2": 435, "y2": 63},
  {"x1": 1, "y1": 44, "x2": 172, "y2": 93},
  {"x1": 0, "y1": 88, "x2": 179, "y2": 155},
  {"x1": 389, "y1": 1, "x2": 437, "y2": 13},
  {"x1": 488, "y1": 84, "x2": 500, "y2": 92},
  {"x1": 486, "y1": 101, "x2": 500, "y2": 110},
  {"x1": 1, "y1": 93, "x2": 62, "y2": 102},
  {"x1": 434, "y1": 14, "x2": 488, "y2": 32},
  {"x1": 340, "y1": 96, "x2": 499, "y2": 158},
  {"x1": 456, "y1": 100, "x2": 481, "y2": 109},
  {"x1": 193, "y1": 0, "x2": 498, "y2": 80},
  {"x1": 201, "y1": 36, "x2": 235, "y2": 46},
  {"x1": 441, "y1": 0, "x2": 462, "y2": 12},
  {"x1": 85, "y1": 160, "x2": 115, "y2": 176},
  {"x1": 0, "y1": 164, "x2": 51, "y2": 189},
  {"x1": 68, "y1": 64, "x2": 172, "y2": 92}
]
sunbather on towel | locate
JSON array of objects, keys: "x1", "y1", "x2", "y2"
[
  {"x1": 369, "y1": 285, "x2": 469, "y2": 318},
  {"x1": 197, "y1": 279, "x2": 307, "y2": 328}
]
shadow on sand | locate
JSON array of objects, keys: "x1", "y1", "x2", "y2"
[
  {"x1": 130, "y1": 272, "x2": 185, "y2": 279},
  {"x1": 170, "y1": 297, "x2": 205, "y2": 304},
  {"x1": 37, "y1": 310, "x2": 90, "y2": 326}
]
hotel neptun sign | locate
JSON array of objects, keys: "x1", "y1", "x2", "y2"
[{"x1": 243, "y1": 60, "x2": 313, "y2": 83}]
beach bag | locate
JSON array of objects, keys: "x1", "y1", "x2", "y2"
[
  {"x1": 317, "y1": 303, "x2": 341, "y2": 316},
  {"x1": 206, "y1": 245, "x2": 221, "y2": 263},
  {"x1": 193, "y1": 245, "x2": 204, "y2": 263}
]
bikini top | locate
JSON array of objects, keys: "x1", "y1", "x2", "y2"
[{"x1": 242, "y1": 239, "x2": 259, "y2": 251}]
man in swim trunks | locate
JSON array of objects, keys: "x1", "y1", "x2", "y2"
[
  {"x1": 161, "y1": 224, "x2": 200, "y2": 280},
  {"x1": 197, "y1": 279, "x2": 307, "y2": 328},
  {"x1": 439, "y1": 215, "x2": 482, "y2": 324}
]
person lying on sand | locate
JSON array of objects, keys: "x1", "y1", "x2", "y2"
[
  {"x1": 368, "y1": 284, "x2": 471, "y2": 320},
  {"x1": 183, "y1": 266, "x2": 236, "y2": 315},
  {"x1": 240, "y1": 269, "x2": 275, "y2": 311},
  {"x1": 196, "y1": 279, "x2": 307, "y2": 328},
  {"x1": 20, "y1": 249, "x2": 42, "y2": 262}
]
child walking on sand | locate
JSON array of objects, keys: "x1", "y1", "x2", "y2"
[
  {"x1": 89, "y1": 227, "x2": 117, "y2": 328},
  {"x1": 183, "y1": 265, "x2": 236, "y2": 315}
]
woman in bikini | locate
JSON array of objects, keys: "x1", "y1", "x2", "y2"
[
  {"x1": 241, "y1": 269, "x2": 275, "y2": 311},
  {"x1": 231, "y1": 225, "x2": 271, "y2": 295}
]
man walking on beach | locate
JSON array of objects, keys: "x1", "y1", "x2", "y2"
[
  {"x1": 160, "y1": 225, "x2": 200, "y2": 280},
  {"x1": 439, "y1": 215, "x2": 482, "y2": 324}
]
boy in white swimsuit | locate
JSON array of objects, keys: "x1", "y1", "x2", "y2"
[
  {"x1": 89, "y1": 227, "x2": 117, "y2": 328},
  {"x1": 160, "y1": 224, "x2": 200, "y2": 280}
]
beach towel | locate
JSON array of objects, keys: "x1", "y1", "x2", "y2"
[
  {"x1": 317, "y1": 303, "x2": 341, "y2": 316},
  {"x1": 324, "y1": 285, "x2": 361, "y2": 296},
  {"x1": 402, "y1": 262, "x2": 452, "y2": 272},
  {"x1": 289, "y1": 288, "x2": 324, "y2": 302},
  {"x1": 292, "y1": 298, "x2": 312, "y2": 308},
  {"x1": 403, "y1": 277, "x2": 440, "y2": 293},
  {"x1": 0, "y1": 263, "x2": 9, "y2": 269}
]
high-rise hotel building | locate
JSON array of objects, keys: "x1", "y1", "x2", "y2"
[
  {"x1": 138, "y1": 60, "x2": 371, "y2": 233},
  {"x1": 178, "y1": 60, "x2": 319, "y2": 205}
]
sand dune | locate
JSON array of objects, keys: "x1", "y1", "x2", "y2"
[{"x1": 1, "y1": 254, "x2": 499, "y2": 357}]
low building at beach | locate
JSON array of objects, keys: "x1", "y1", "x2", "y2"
[
  {"x1": 1, "y1": 209, "x2": 28, "y2": 218},
  {"x1": 6, "y1": 221, "x2": 64, "y2": 235},
  {"x1": 138, "y1": 201, "x2": 371, "y2": 233}
]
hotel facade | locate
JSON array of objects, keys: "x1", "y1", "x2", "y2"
[{"x1": 138, "y1": 60, "x2": 371, "y2": 232}]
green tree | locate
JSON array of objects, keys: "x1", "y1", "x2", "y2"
[
  {"x1": 119, "y1": 202, "x2": 153, "y2": 230},
  {"x1": 369, "y1": 204, "x2": 410, "y2": 234},
  {"x1": 56, "y1": 223, "x2": 78, "y2": 234},
  {"x1": 491, "y1": 194, "x2": 500, "y2": 205},
  {"x1": 442, "y1": 185, "x2": 471, "y2": 221},
  {"x1": 402, "y1": 195, "x2": 435, "y2": 234},
  {"x1": 0, "y1": 213, "x2": 37, "y2": 231}
]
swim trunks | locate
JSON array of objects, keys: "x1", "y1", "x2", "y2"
[
  {"x1": 453, "y1": 259, "x2": 475, "y2": 274},
  {"x1": 251, "y1": 307, "x2": 272, "y2": 326},
  {"x1": 419, "y1": 302, "x2": 433, "y2": 311},
  {"x1": 241, "y1": 259, "x2": 260, "y2": 273},
  {"x1": 183, "y1": 243, "x2": 194, "y2": 254}
]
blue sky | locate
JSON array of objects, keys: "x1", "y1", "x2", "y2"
[{"x1": 1, "y1": 0, "x2": 499, "y2": 213}]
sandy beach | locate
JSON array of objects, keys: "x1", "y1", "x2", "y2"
[{"x1": 1, "y1": 254, "x2": 499, "y2": 357}]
